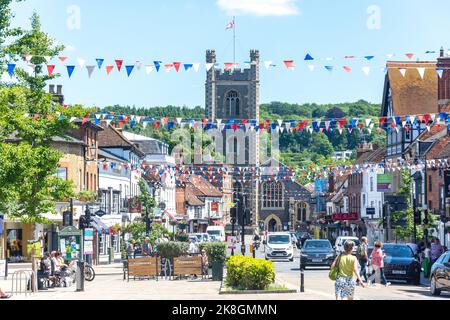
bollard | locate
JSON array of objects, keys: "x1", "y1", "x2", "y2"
[
  {"x1": 76, "y1": 260, "x2": 85, "y2": 292},
  {"x1": 250, "y1": 244, "x2": 255, "y2": 258}
]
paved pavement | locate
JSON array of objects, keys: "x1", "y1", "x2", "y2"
[{"x1": 1, "y1": 240, "x2": 448, "y2": 300}]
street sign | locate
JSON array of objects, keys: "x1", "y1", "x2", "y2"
[
  {"x1": 95, "y1": 209, "x2": 107, "y2": 217},
  {"x1": 377, "y1": 174, "x2": 393, "y2": 192},
  {"x1": 158, "y1": 202, "x2": 166, "y2": 210},
  {"x1": 332, "y1": 213, "x2": 358, "y2": 221},
  {"x1": 84, "y1": 228, "x2": 94, "y2": 241},
  {"x1": 366, "y1": 208, "x2": 376, "y2": 216}
]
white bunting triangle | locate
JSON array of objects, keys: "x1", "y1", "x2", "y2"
[
  {"x1": 142, "y1": 121, "x2": 148, "y2": 129},
  {"x1": 176, "y1": 118, "x2": 182, "y2": 125},
  {"x1": 277, "y1": 119, "x2": 283, "y2": 127},
  {"x1": 399, "y1": 68, "x2": 407, "y2": 77},
  {"x1": 437, "y1": 69, "x2": 444, "y2": 79},
  {"x1": 27, "y1": 64, "x2": 36, "y2": 75},
  {"x1": 145, "y1": 65, "x2": 154, "y2": 75},
  {"x1": 217, "y1": 119, "x2": 222, "y2": 126},
  {"x1": 135, "y1": 61, "x2": 142, "y2": 70},
  {"x1": 264, "y1": 61, "x2": 273, "y2": 70},
  {"x1": 206, "y1": 63, "x2": 214, "y2": 71},
  {"x1": 105, "y1": 119, "x2": 112, "y2": 126},
  {"x1": 70, "y1": 117, "x2": 77, "y2": 123},
  {"x1": 365, "y1": 118, "x2": 372, "y2": 127},
  {"x1": 77, "y1": 58, "x2": 86, "y2": 68},
  {"x1": 86, "y1": 65, "x2": 95, "y2": 78},
  {"x1": 417, "y1": 67, "x2": 426, "y2": 79},
  {"x1": 44, "y1": 56, "x2": 52, "y2": 62},
  {"x1": 308, "y1": 65, "x2": 315, "y2": 72},
  {"x1": 362, "y1": 66, "x2": 371, "y2": 76},
  {"x1": 24, "y1": 54, "x2": 33, "y2": 63},
  {"x1": 193, "y1": 63, "x2": 200, "y2": 72}
]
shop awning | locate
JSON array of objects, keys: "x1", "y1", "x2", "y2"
[
  {"x1": 91, "y1": 216, "x2": 110, "y2": 234},
  {"x1": 164, "y1": 211, "x2": 178, "y2": 223}
]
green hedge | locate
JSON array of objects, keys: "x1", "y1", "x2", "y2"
[
  {"x1": 155, "y1": 241, "x2": 188, "y2": 258},
  {"x1": 203, "y1": 242, "x2": 227, "y2": 263},
  {"x1": 226, "y1": 255, "x2": 275, "y2": 290}
]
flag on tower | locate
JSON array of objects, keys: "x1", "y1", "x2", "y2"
[{"x1": 226, "y1": 21, "x2": 235, "y2": 30}]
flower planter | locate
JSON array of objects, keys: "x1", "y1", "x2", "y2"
[{"x1": 211, "y1": 262, "x2": 224, "y2": 281}]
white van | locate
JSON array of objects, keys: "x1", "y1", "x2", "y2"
[
  {"x1": 264, "y1": 232, "x2": 295, "y2": 262},
  {"x1": 206, "y1": 226, "x2": 226, "y2": 242},
  {"x1": 334, "y1": 236, "x2": 360, "y2": 255}
]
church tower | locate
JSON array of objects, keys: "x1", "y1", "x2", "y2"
[{"x1": 205, "y1": 49, "x2": 261, "y2": 230}]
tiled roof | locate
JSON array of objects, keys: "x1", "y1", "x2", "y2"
[
  {"x1": 188, "y1": 175, "x2": 223, "y2": 197},
  {"x1": 355, "y1": 146, "x2": 386, "y2": 164},
  {"x1": 418, "y1": 124, "x2": 446, "y2": 141},
  {"x1": 382, "y1": 61, "x2": 438, "y2": 116},
  {"x1": 435, "y1": 141, "x2": 450, "y2": 159},
  {"x1": 97, "y1": 124, "x2": 144, "y2": 157}
]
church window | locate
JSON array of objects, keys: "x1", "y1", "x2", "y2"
[
  {"x1": 226, "y1": 91, "x2": 240, "y2": 118},
  {"x1": 262, "y1": 181, "x2": 283, "y2": 208}
]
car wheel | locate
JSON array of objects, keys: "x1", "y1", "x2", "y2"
[{"x1": 430, "y1": 277, "x2": 441, "y2": 296}]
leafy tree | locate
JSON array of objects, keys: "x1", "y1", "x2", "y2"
[
  {"x1": 137, "y1": 179, "x2": 156, "y2": 215},
  {"x1": 0, "y1": 8, "x2": 88, "y2": 223}
]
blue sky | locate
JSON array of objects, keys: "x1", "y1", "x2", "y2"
[{"x1": 8, "y1": 0, "x2": 450, "y2": 108}]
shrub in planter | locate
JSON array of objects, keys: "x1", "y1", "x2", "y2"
[
  {"x1": 204, "y1": 242, "x2": 227, "y2": 281},
  {"x1": 156, "y1": 241, "x2": 188, "y2": 259},
  {"x1": 226, "y1": 255, "x2": 275, "y2": 290}
]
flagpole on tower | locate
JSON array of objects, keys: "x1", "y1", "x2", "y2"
[{"x1": 233, "y1": 16, "x2": 236, "y2": 65}]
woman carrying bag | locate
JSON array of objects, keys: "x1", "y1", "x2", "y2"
[{"x1": 330, "y1": 240, "x2": 365, "y2": 300}]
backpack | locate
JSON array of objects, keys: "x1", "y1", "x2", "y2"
[{"x1": 356, "y1": 244, "x2": 366, "y2": 260}]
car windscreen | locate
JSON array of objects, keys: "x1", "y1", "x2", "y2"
[
  {"x1": 268, "y1": 235, "x2": 290, "y2": 244},
  {"x1": 383, "y1": 245, "x2": 413, "y2": 257},
  {"x1": 207, "y1": 230, "x2": 221, "y2": 235},
  {"x1": 304, "y1": 241, "x2": 332, "y2": 250}
]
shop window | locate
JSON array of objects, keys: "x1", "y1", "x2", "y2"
[
  {"x1": 99, "y1": 234, "x2": 106, "y2": 255},
  {"x1": 113, "y1": 235, "x2": 120, "y2": 253},
  {"x1": 6, "y1": 229, "x2": 23, "y2": 261}
]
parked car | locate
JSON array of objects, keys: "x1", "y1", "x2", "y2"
[
  {"x1": 264, "y1": 232, "x2": 294, "y2": 262},
  {"x1": 206, "y1": 226, "x2": 226, "y2": 242},
  {"x1": 430, "y1": 251, "x2": 450, "y2": 296},
  {"x1": 300, "y1": 240, "x2": 335, "y2": 268},
  {"x1": 191, "y1": 233, "x2": 210, "y2": 243},
  {"x1": 334, "y1": 237, "x2": 360, "y2": 255},
  {"x1": 381, "y1": 243, "x2": 421, "y2": 285}
]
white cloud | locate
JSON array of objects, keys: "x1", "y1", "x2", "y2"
[{"x1": 217, "y1": 0, "x2": 300, "y2": 16}]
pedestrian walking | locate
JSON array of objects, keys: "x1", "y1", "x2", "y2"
[
  {"x1": 356, "y1": 237, "x2": 369, "y2": 283},
  {"x1": 367, "y1": 241, "x2": 391, "y2": 287},
  {"x1": 142, "y1": 237, "x2": 152, "y2": 256},
  {"x1": 188, "y1": 239, "x2": 199, "y2": 255},
  {"x1": 331, "y1": 240, "x2": 365, "y2": 300},
  {"x1": 423, "y1": 242, "x2": 432, "y2": 278},
  {"x1": 431, "y1": 238, "x2": 444, "y2": 265}
]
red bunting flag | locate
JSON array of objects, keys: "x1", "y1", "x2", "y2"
[
  {"x1": 106, "y1": 65, "x2": 114, "y2": 75},
  {"x1": 379, "y1": 117, "x2": 386, "y2": 127},
  {"x1": 82, "y1": 115, "x2": 89, "y2": 125},
  {"x1": 424, "y1": 114, "x2": 431, "y2": 123},
  {"x1": 344, "y1": 56, "x2": 355, "y2": 59},
  {"x1": 202, "y1": 118, "x2": 208, "y2": 127},
  {"x1": 115, "y1": 60, "x2": 123, "y2": 71},
  {"x1": 33, "y1": 114, "x2": 40, "y2": 121},
  {"x1": 155, "y1": 121, "x2": 160, "y2": 129},
  {"x1": 224, "y1": 63, "x2": 234, "y2": 71},
  {"x1": 338, "y1": 118, "x2": 346, "y2": 128},
  {"x1": 173, "y1": 62, "x2": 181, "y2": 72},
  {"x1": 283, "y1": 60, "x2": 295, "y2": 70},
  {"x1": 343, "y1": 66, "x2": 352, "y2": 73},
  {"x1": 47, "y1": 65, "x2": 56, "y2": 76},
  {"x1": 59, "y1": 56, "x2": 68, "y2": 62},
  {"x1": 405, "y1": 53, "x2": 414, "y2": 60}
]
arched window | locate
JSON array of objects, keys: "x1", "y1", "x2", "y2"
[
  {"x1": 226, "y1": 91, "x2": 240, "y2": 118},
  {"x1": 297, "y1": 202, "x2": 308, "y2": 222},
  {"x1": 262, "y1": 181, "x2": 283, "y2": 208}
]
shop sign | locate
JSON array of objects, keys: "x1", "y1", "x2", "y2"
[
  {"x1": 84, "y1": 241, "x2": 93, "y2": 255},
  {"x1": 211, "y1": 202, "x2": 219, "y2": 212},
  {"x1": 0, "y1": 260, "x2": 6, "y2": 278},
  {"x1": 84, "y1": 228, "x2": 94, "y2": 241},
  {"x1": 377, "y1": 174, "x2": 393, "y2": 193},
  {"x1": 332, "y1": 213, "x2": 358, "y2": 221},
  {"x1": 128, "y1": 197, "x2": 142, "y2": 213}
]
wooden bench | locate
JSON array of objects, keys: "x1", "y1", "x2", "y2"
[
  {"x1": 173, "y1": 256, "x2": 203, "y2": 279},
  {"x1": 127, "y1": 257, "x2": 160, "y2": 282}
]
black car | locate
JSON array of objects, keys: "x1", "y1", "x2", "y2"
[
  {"x1": 381, "y1": 244, "x2": 421, "y2": 285},
  {"x1": 300, "y1": 239, "x2": 335, "y2": 268},
  {"x1": 430, "y1": 251, "x2": 450, "y2": 296}
]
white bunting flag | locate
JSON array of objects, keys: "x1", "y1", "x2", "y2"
[
  {"x1": 308, "y1": 65, "x2": 315, "y2": 72},
  {"x1": 417, "y1": 67, "x2": 426, "y2": 79},
  {"x1": 135, "y1": 61, "x2": 142, "y2": 70},
  {"x1": 193, "y1": 63, "x2": 200, "y2": 72},
  {"x1": 105, "y1": 119, "x2": 112, "y2": 126},
  {"x1": 362, "y1": 66, "x2": 371, "y2": 76},
  {"x1": 95, "y1": 113, "x2": 101, "y2": 120},
  {"x1": 264, "y1": 61, "x2": 273, "y2": 70},
  {"x1": 145, "y1": 65, "x2": 154, "y2": 75},
  {"x1": 217, "y1": 119, "x2": 222, "y2": 126},
  {"x1": 176, "y1": 118, "x2": 182, "y2": 125},
  {"x1": 77, "y1": 58, "x2": 86, "y2": 68},
  {"x1": 285, "y1": 122, "x2": 291, "y2": 131},
  {"x1": 142, "y1": 121, "x2": 148, "y2": 129},
  {"x1": 25, "y1": 55, "x2": 33, "y2": 63},
  {"x1": 70, "y1": 117, "x2": 77, "y2": 123},
  {"x1": 365, "y1": 118, "x2": 372, "y2": 127},
  {"x1": 136, "y1": 116, "x2": 142, "y2": 123},
  {"x1": 277, "y1": 120, "x2": 283, "y2": 127},
  {"x1": 86, "y1": 65, "x2": 95, "y2": 78},
  {"x1": 44, "y1": 56, "x2": 52, "y2": 63},
  {"x1": 27, "y1": 64, "x2": 36, "y2": 75},
  {"x1": 431, "y1": 113, "x2": 436, "y2": 122},
  {"x1": 399, "y1": 68, "x2": 407, "y2": 77},
  {"x1": 437, "y1": 69, "x2": 444, "y2": 79},
  {"x1": 386, "y1": 53, "x2": 395, "y2": 59},
  {"x1": 206, "y1": 63, "x2": 214, "y2": 71}
]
